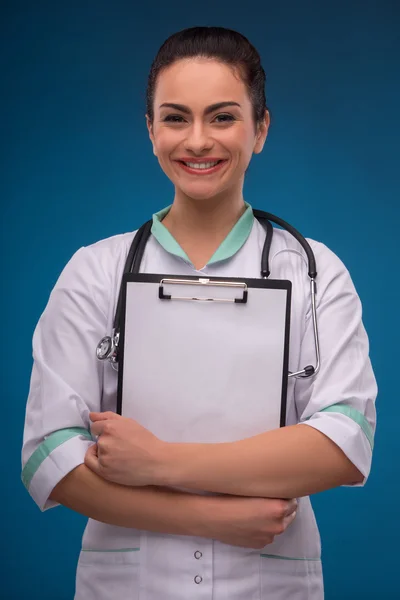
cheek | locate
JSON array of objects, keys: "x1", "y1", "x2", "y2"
[
  {"x1": 223, "y1": 128, "x2": 255, "y2": 159},
  {"x1": 153, "y1": 129, "x2": 180, "y2": 157}
]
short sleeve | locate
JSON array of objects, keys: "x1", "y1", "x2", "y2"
[
  {"x1": 295, "y1": 242, "x2": 377, "y2": 486},
  {"x1": 21, "y1": 246, "x2": 110, "y2": 510}
]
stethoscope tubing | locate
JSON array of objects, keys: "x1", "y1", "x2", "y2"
[{"x1": 97, "y1": 209, "x2": 320, "y2": 379}]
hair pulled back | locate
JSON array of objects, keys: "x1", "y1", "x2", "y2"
[{"x1": 146, "y1": 27, "x2": 267, "y2": 125}]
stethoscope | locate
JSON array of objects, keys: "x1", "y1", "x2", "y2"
[{"x1": 96, "y1": 209, "x2": 321, "y2": 379}]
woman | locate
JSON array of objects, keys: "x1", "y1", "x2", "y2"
[{"x1": 22, "y1": 27, "x2": 377, "y2": 599}]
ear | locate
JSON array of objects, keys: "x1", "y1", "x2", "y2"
[
  {"x1": 146, "y1": 114, "x2": 157, "y2": 156},
  {"x1": 253, "y1": 109, "x2": 270, "y2": 154}
]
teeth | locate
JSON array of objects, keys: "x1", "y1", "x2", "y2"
[{"x1": 184, "y1": 161, "x2": 220, "y2": 169}]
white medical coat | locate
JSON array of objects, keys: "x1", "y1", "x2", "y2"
[{"x1": 22, "y1": 214, "x2": 377, "y2": 600}]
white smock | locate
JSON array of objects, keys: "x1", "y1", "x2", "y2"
[{"x1": 22, "y1": 204, "x2": 377, "y2": 599}]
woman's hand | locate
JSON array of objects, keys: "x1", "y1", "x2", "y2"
[
  {"x1": 85, "y1": 411, "x2": 165, "y2": 486},
  {"x1": 206, "y1": 495, "x2": 298, "y2": 549}
]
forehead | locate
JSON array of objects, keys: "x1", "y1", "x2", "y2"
[{"x1": 154, "y1": 58, "x2": 250, "y2": 108}]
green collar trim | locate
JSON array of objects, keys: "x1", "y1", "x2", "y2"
[
  {"x1": 151, "y1": 206, "x2": 189, "y2": 262},
  {"x1": 151, "y1": 203, "x2": 254, "y2": 267}
]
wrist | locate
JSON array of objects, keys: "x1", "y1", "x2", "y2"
[
  {"x1": 154, "y1": 442, "x2": 181, "y2": 487},
  {"x1": 165, "y1": 486, "x2": 226, "y2": 539},
  {"x1": 149, "y1": 483, "x2": 222, "y2": 539},
  {"x1": 189, "y1": 494, "x2": 225, "y2": 539}
]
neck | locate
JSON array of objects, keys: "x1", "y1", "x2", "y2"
[
  {"x1": 163, "y1": 186, "x2": 246, "y2": 239},
  {"x1": 161, "y1": 187, "x2": 247, "y2": 269}
]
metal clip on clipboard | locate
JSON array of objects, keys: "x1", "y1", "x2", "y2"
[{"x1": 158, "y1": 278, "x2": 248, "y2": 304}]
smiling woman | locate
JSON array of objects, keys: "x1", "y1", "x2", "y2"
[
  {"x1": 21, "y1": 26, "x2": 376, "y2": 600},
  {"x1": 144, "y1": 50, "x2": 270, "y2": 267},
  {"x1": 148, "y1": 55, "x2": 268, "y2": 201}
]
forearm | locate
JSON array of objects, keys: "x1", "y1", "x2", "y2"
[
  {"x1": 159, "y1": 424, "x2": 363, "y2": 498},
  {"x1": 49, "y1": 464, "x2": 216, "y2": 536}
]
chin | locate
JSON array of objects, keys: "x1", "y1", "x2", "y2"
[
  {"x1": 178, "y1": 183, "x2": 230, "y2": 202},
  {"x1": 184, "y1": 193, "x2": 224, "y2": 204}
]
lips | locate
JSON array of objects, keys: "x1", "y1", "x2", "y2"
[{"x1": 177, "y1": 157, "x2": 226, "y2": 163}]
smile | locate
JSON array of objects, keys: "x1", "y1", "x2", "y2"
[{"x1": 176, "y1": 159, "x2": 227, "y2": 175}]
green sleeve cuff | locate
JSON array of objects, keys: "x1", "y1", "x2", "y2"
[
  {"x1": 22, "y1": 427, "x2": 92, "y2": 489},
  {"x1": 318, "y1": 405, "x2": 374, "y2": 449}
]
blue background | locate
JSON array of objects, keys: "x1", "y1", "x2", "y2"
[{"x1": 2, "y1": 1, "x2": 399, "y2": 598}]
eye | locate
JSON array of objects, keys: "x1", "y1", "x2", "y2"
[
  {"x1": 163, "y1": 114, "x2": 186, "y2": 123},
  {"x1": 214, "y1": 113, "x2": 235, "y2": 123}
]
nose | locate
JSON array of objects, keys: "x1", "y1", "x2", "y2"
[{"x1": 184, "y1": 121, "x2": 214, "y2": 154}]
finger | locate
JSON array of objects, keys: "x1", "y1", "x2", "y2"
[
  {"x1": 283, "y1": 510, "x2": 297, "y2": 529},
  {"x1": 90, "y1": 421, "x2": 107, "y2": 437},
  {"x1": 84, "y1": 444, "x2": 100, "y2": 473},
  {"x1": 90, "y1": 411, "x2": 120, "y2": 422},
  {"x1": 284, "y1": 498, "x2": 298, "y2": 517},
  {"x1": 85, "y1": 442, "x2": 98, "y2": 458}
]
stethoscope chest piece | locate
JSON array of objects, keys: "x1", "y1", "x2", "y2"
[{"x1": 96, "y1": 332, "x2": 119, "y2": 369}]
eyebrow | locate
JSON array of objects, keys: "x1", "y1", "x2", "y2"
[{"x1": 159, "y1": 101, "x2": 241, "y2": 115}]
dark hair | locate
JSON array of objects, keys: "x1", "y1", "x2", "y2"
[{"x1": 146, "y1": 27, "x2": 267, "y2": 125}]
